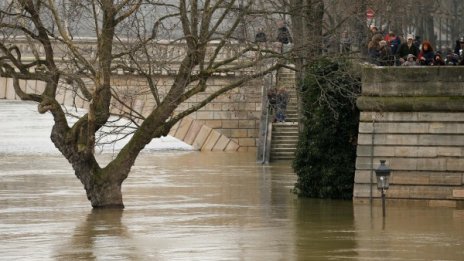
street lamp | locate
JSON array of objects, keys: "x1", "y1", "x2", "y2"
[{"x1": 375, "y1": 160, "x2": 391, "y2": 217}]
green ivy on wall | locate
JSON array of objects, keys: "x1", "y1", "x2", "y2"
[{"x1": 293, "y1": 58, "x2": 361, "y2": 199}]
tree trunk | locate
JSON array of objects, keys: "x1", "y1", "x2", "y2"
[
  {"x1": 75, "y1": 164, "x2": 125, "y2": 208},
  {"x1": 289, "y1": 0, "x2": 324, "y2": 132},
  {"x1": 290, "y1": 0, "x2": 324, "y2": 82},
  {"x1": 85, "y1": 180, "x2": 124, "y2": 208}
]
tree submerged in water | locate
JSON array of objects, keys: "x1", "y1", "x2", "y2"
[
  {"x1": 0, "y1": 0, "x2": 281, "y2": 208},
  {"x1": 293, "y1": 58, "x2": 361, "y2": 199}
]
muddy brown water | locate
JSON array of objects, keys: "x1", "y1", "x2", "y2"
[{"x1": 1, "y1": 152, "x2": 463, "y2": 260}]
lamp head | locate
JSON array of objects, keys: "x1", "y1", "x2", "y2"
[{"x1": 375, "y1": 160, "x2": 391, "y2": 190}]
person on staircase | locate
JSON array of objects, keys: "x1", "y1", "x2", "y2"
[
  {"x1": 267, "y1": 87, "x2": 278, "y2": 122},
  {"x1": 276, "y1": 88, "x2": 289, "y2": 122}
]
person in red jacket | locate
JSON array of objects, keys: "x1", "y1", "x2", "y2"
[{"x1": 417, "y1": 41, "x2": 435, "y2": 65}]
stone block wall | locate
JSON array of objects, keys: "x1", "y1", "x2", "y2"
[
  {"x1": 110, "y1": 74, "x2": 264, "y2": 152},
  {"x1": 0, "y1": 72, "x2": 264, "y2": 152},
  {"x1": 355, "y1": 66, "x2": 464, "y2": 207}
]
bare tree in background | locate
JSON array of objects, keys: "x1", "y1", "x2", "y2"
[
  {"x1": 363, "y1": 0, "x2": 464, "y2": 49},
  {"x1": 0, "y1": 0, "x2": 283, "y2": 208}
]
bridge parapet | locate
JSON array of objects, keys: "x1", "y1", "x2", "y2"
[
  {"x1": 355, "y1": 66, "x2": 464, "y2": 207},
  {"x1": 4, "y1": 37, "x2": 263, "y2": 74}
]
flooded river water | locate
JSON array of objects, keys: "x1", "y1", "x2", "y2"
[
  {"x1": 1, "y1": 152, "x2": 463, "y2": 260},
  {"x1": 0, "y1": 100, "x2": 463, "y2": 260}
]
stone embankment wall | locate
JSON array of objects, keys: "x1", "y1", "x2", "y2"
[
  {"x1": 355, "y1": 66, "x2": 464, "y2": 207},
  {"x1": 0, "y1": 72, "x2": 265, "y2": 152}
]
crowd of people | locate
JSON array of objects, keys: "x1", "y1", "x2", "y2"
[{"x1": 368, "y1": 26, "x2": 464, "y2": 66}]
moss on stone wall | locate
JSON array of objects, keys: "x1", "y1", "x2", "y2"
[
  {"x1": 362, "y1": 66, "x2": 464, "y2": 84},
  {"x1": 357, "y1": 96, "x2": 464, "y2": 112}
]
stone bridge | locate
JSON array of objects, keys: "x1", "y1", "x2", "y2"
[
  {"x1": 0, "y1": 74, "x2": 268, "y2": 152},
  {"x1": 0, "y1": 38, "x2": 275, "y2": 153}
]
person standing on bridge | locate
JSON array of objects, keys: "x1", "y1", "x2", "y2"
[
  {"x1": 418, "y1": 40, "x2": 435, "y2": 66},
  {"x1": 255, "y1": 28, "x2": 267, "y2": 43},
  {"x1": 276, "y1": 20, "x2": 292, "y2": 53},
  {"x1": 397, "y1": 34, "x2": 419, "y2": 63}
]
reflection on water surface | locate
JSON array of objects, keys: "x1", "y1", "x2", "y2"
[{"x1": 0, "y1": 152, "x2": 463, "y2": 260}]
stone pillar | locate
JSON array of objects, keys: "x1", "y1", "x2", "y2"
[{"x1": 355, "y1": 66, "x2": 464, "y2": 207}]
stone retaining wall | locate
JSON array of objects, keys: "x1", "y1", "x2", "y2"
[
  {"x1": 355, "y1": 66, "x2": 464, "y2": 207},
  {"x1": 0, "y1": 72, "x2": 265, "y2": 152}
]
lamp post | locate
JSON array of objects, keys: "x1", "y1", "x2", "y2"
[{"x1": 375, "y1": 160, "x2": 391, "y2": 217}]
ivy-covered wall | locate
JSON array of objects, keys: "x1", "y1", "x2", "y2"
[{"x1": 293, "y1": 58, "x2": 361, "y2": 199}]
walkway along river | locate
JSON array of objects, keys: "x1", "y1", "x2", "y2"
[{"x1": 0, "y1": 101, "x2": 464, "y2": 260}]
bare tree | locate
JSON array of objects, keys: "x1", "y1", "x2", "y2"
[
  {"x1": 0, "y1": 0, "x2": 282, "y2": 208},
  {"x1": 363, "y1": 0, "x2": 464, "y2": 49}
]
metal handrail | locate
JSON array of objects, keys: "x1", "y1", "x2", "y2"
[
  {"x1": 261, "y1": 101, "x2": 272, "y2": 164},
  {"x1": 259, "y1": 69, "x2": 277, "y2": 164}
]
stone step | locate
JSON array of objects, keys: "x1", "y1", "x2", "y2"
[
  {"x1": 271, "y1": 148, "x2": 296, "y2": 153},
  {"x1": 271, "y1": 142, "x2": 298, "y2": 147},
  {"x1": 272, "y1": 136, "x2": 299, "y2": 140},
  {"x1": 271, "y1": 148, "x2": 297, "y2": 154},
  {"x1": 271, "y1": 139, "x2": 298, "y2": 144},
  {"x1": 271, "y1": 132, "x2": 297, "y2": 137},
  {"x1": 271, "y1": 132, "x2": 298, "y2": 137},
  {"x1": 271, "y1": 152, "x2": 296, "y2": 160},
  {"x1": 272, "y1": 129, "x2": 299, "y2": 134},
  {"x1": 285, "y1": 114, "x2": 298, "y2": 118},
  {"x1": 284, "y1": 109, "x2": 298, "y2": 113},
  {"x1": 271, "y1": 138, "x2": 299, "y2": 145},
  {"x1": 272, "y1": 123, "x2": 299, "y2": 129},
  {"x1": 271, "y1": 142, "x2": 298, "y2": 148},
  {"x1": 273, "y1": 123, "x2": 298, "y2": 128},
  {"x1": 285, "y1": 114, "x2": 298, "y2": 119},
  {"x1": 271, "y1": 143, "x2": 298, "y2": 148},
  {"x1": 272, "y1": 129, "x2": 298, "y2": 133},
  {"x1": 271, "y1": 137, "x2": 298, "y2": 142},
  {"x1": 284, "y1": 113, "x2": 298, "y2": 118}
]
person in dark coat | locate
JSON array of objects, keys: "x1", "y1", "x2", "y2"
[
  {"x1": 433, "y1": 52, "x2": 445, "y2": 66},
  {"x1": 276, "y1": 21, "x2": 292, "y2": 45},
  {"x1": 368, "y1": 34, "x2": 383, "y2": 65},
  {"x1": 275, "y1": 88, "x2": 289, "y2": 122},
  {"x1": 255, "y1": 28, "x2": 267, "y2": 43},
  {"x1": 378, "y1": 40, "x2": 394, "y2": 66},
  {"x1": 454, "y1": 37, "x2": 464, "y2": 64},
  {"x1": 386, "y1": 31, "x2": 401, "y2": 55},
  {"x1": 454, "y1": 37, "x2": 464, "y2": 56},
  {"x1": 267, "y1": 87, "x2": 277, "y2": 122},
  {"x1": 445, "y1": 48, "x2": 459, "y2": 65},
  {"x1": 397, "y1": 34, "x2": 419, "y2": 61},
  {"x1": 340, "y1": 30, "x2": 352, "y2": 53}
]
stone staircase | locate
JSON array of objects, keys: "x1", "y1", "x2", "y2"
[{"x1": 270, "y1": 68, "x2": 299, "y2": 161}]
